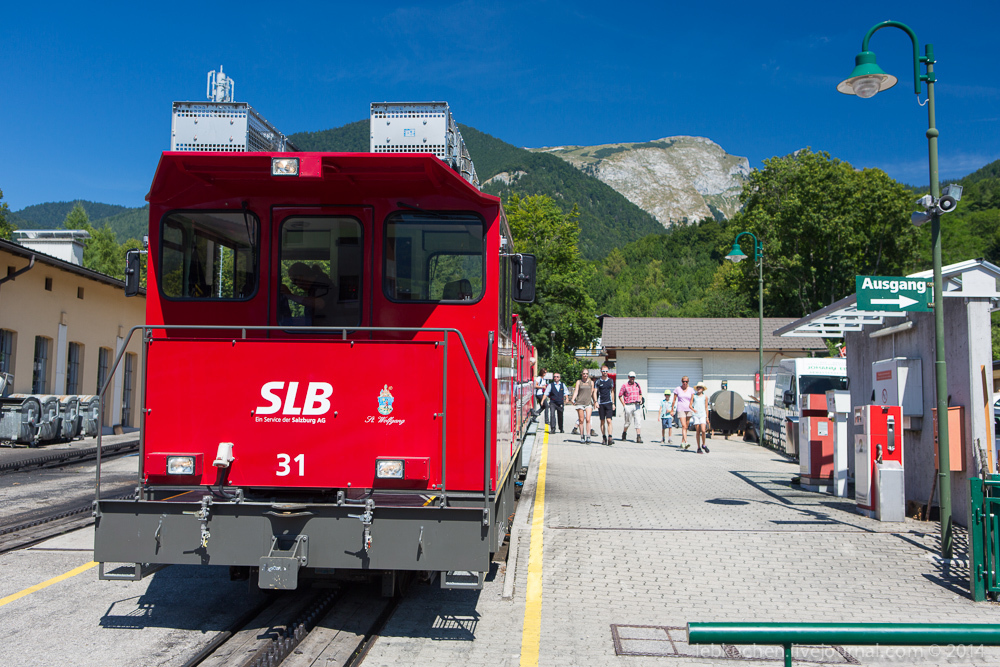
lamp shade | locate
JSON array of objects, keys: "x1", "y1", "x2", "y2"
[
  {"x1": 725, "y1": 243, "x2": 747, "y2": 263},
  {"x1": 837, "y1": 51, "x2": 897, "y2": 98}
]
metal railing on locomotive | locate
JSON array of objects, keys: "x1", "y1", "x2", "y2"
[{"x1": 93, "y1": 324, "x2": 495, "y2": 525}]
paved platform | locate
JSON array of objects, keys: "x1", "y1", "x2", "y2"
[{"x1": 365, "y1": 411, "x2": 1000, "y2": 666}]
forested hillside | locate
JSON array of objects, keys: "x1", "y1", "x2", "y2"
[
  {"x1": 587, "y1": 155, "x2": 1000, "y2": 325},
  {"x1": 10, "y1": 200, "x2": 149, "y2": 241},
  {"x1": 288, "y1": 121, "x2": 665, "y2": 259}
]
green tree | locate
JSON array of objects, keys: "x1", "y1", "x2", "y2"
[
  {"x1": 62, "y1": 203, "x2": 135, "y2": 281},
  {"x1": 0, "y1": 189, "x2": 14, "y2": 240},
  {"x1": 729, "y1": 148, "x2": 918, "y2": 318},
  {"x1": 63, "y1": 202, "x2": 90, "y2": 231},
  {"x1": 506, "y1": 193, "x2": 600, "y2": 375}
]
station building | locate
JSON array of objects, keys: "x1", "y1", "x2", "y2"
[
  {"x1": 0, "y1": 234, "x2": 145, "y2": 429},
  {"x1": 601, "y1": 316, "x2": 826, "y2": 402}
]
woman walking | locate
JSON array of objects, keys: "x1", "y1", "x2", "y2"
[
  {"x1": 692, "y1": 382, "x2": 710, "y2": 453},
  {"x1": 571, "y1": 370, "x2": 597, "y2": 444}
]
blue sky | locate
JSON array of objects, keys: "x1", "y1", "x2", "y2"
[{"x1": 2, "y1": 1, "x2": 998, "y2": 211}]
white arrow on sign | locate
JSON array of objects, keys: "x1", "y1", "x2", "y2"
[{"x1": 871, "y1": 295, "x2": 918, "y2": 308}]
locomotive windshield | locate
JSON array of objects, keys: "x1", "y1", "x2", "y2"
[
  {"x1": 160, "y1": 210, "x2": 258, "y2": 300},
  {"x1": 384, "y1": 212, "x2": 484, "y2": 302},
  {"x1": 278, "y1": 216, "x2": 363, "y2": 327}
]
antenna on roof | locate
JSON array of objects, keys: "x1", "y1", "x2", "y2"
[{"x1": 207, "y1": 66, "x2": 235, "y2": 102}]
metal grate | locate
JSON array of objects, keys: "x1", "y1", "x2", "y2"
[
  {"x1": 171, "y1": 102, "x2": 296, "y2": 153},
  {"x1": 610, "y1": 625, "x2": 859, "y2": 663},
  {"x1": 370, "y1": 102, "x2": 479, "y2": 188}
]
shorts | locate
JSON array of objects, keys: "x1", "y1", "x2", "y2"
[
  {"x1": 598, "y1": 403, "x2": 614, "y2": 420},
  {"x1": 661, "y1": 414, "x2": 674, "y2": 428},
  {"x1": 692, "y1": 412, "x2": 707, "y2": 426},
  {"x1": 574, "y1": 403, "x2": 593, "y2": 411}
]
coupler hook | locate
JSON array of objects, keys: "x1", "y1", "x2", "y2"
[
  {"x1": 348, "y1": 499, "x2": 375, "y2": 553},
  {"x1": 183, "y1": 495, "x2": 213, "y2": 548}
]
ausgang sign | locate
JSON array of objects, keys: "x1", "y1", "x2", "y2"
[{"x1": 856, "y1": 275, "x2": 933, "y2": 312}]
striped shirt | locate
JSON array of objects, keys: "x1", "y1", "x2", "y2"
[{"x1": 618, "y1": 381, "x2": 643, "y2": 404}]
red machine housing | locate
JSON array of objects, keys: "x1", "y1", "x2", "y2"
[
  {"x1": 93, "y1": 151, "x2": 536, "y2": 590},
  {"x1": 798, "y1": 393, "x2": 834, "y2": 490},
  {"x1": 854, "y1": 404, "x2": 904, "y2": 514}
]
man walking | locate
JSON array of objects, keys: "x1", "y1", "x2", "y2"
[
  {"x1": 594, "y1": 365, "x2": 615, "y2": 445},
  {"x1": 544, "y1": 372, "x2": 567, "y2": 433},
  {"x1": 672, "y1": 376, "x2": 695, "y2": 450},
  {"x1": 617, "y1": 371, "x2": 644, "y2": 443}
]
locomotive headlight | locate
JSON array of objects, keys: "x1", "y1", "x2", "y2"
[
  {"x1": 166, "y1": 456, "x2": 196, "y2": 475},
  {"x1": 271, "y1": 157, "x2": 299, "y2": 176},
  {"x1": 375, "y1": 459, "x2": 404, "y2": 479}
]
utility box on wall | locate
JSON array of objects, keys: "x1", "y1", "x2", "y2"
[
  {"x1": 872, "y1": 358, "x2": 923, "y2": 422},
  {"x1": 932, "y1": 406, "x2": 966, "y2": 471}
]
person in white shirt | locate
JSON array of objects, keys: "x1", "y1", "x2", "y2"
[{"x1": 691, "y1": 382, "x2": 710, "y2": 454}]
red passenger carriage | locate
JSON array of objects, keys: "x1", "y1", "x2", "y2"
[{"x1": 94, "y1": 143, "x2": 536, "y2": 590}]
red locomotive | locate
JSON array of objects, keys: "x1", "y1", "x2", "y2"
[{"x1": 94, "y1": 104, "x2": 537, "y2": 590}]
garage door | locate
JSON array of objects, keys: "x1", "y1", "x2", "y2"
[{"x1": 647, "y1": 358, "x2": 703, "y2": 396}]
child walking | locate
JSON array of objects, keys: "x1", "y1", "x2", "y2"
[{"x1": 657, "y1": 390, "x2": 675, "y2": 446}]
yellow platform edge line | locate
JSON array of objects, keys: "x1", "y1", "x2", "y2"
[
  {"x1": 0, "y1": 561, "x2": 98, "y2": 608},
  {"x1": 520, "y1": 424, "x2": 549, "y2": 667}
]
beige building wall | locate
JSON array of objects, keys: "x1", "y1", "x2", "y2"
[
  {"x1": 0, "y1": 246, "x2": 146, "y2": 428},
  {"x1": 612, "y1": 348, "x2": 814, "y2": 403}
]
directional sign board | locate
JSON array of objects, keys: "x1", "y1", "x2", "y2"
[{"x1": 856, "y1": 275, "x2": 932, "y2": 312}]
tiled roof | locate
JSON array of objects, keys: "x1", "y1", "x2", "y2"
[{"x1": 602, "y1": 317, "x2": 825, "y2": 351}]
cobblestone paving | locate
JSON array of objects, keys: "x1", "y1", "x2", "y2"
[{"x1": 365, "y1": 415, "x2": 1000, "y2": 667}]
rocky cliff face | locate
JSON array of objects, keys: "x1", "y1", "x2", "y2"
[{"x1": 530, "y1": 137, "x2": 749, "y2": 227}]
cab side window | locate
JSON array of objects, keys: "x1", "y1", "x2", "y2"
[
  {"x1": 384, "y1": 212, "x2": 484, "y2": 303},
  {"x1": 160, "y1": 211, "x2": 258, "y2": 300}
]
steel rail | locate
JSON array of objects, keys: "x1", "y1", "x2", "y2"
[{"x1": 687, "y1": 623, "x2": 1000, "y2": 667}]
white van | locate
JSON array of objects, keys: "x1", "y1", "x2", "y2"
[{"x1": 773, "y1": 358, "x2": 848, "y2": 410}]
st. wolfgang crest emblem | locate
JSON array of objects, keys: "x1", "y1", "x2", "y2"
[{"x1": 378, "y1": 385, "x2": 395, "y2": 415}]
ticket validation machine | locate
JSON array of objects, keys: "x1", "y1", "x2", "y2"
[
  {"x1": 799, "y1": 394, "x2": 834, "y2": 491},
  {"x1": 826, "y1": 390, "x2": 851, "y2": 497},
  {"x1": 854, "y1": 405, "x2": 904, "y2": 520}
]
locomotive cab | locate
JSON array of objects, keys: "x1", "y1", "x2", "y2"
[{"x1": 94, "y1": 149, "x2": 536, "y2": 591}]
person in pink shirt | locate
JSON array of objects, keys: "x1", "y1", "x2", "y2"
[
  {"x1": 617, "y1": 371, "x2": 644, "y2": 443},
  {"x1": 672, "y1": 376, "x2": 695, "y2": 450}
]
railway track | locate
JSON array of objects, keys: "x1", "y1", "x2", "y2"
[
  {"x1": 183, "y1": 582, "x2": 400, "y2": 667},
  {"x1": 0, "y1": 491, "x2": 133, "y2": 555},
  {"x1": 0, "y1": 438, "x2": 139, "y2": 475}
]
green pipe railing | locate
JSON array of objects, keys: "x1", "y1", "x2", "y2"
[{"x1": 687, "y1": 623, "x2": 1000, "y2": 667}]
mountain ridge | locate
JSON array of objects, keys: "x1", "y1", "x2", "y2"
[{"x1": 529, "y1": 136, "x2": 750, "y2": 226}]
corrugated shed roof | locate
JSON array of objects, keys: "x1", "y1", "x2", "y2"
[{"x1": 602, "y1": 317, "x2": 825, "y2": 351}]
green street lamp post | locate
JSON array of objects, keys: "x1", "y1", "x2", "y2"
[
  {"x1": 838, "y1": 20, "x2": 953, "y2": 558},
  {"x1": 726, "y1": 232, "x2": 765, "y2": 446}
]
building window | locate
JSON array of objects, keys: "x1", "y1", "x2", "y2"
[
  {"x1": 32, "y1": 336, "x2": 50, "y2": 393},
  {"x1": 45, "y1": 277, "x2": 52, "y2": 291},
  {"x1": 97, "y1": 347, "x2": 111, "y2": 394},
  {"x1": 77, "y1": 287, "x2": 84, "y2": 299},
  {"x1": 121, "y1": 352, "x2": 135, "y2": 426},
  {"x1": 0, "y1": 329, "x2": 14, "y2": 376},
  {"x1": 66, "y1": 342, "x2": 83, "y2": 394}
]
